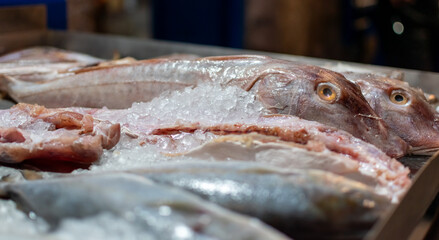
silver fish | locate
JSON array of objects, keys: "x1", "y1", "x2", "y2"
[
  {"x1": 127, "y1": 161, "x2": 390, "y2": 239},
  {"x1": 0, "y1": 173, "x2": 289, "y2": 240}
]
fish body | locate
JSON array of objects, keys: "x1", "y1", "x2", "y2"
[
  {"x1": 143, "y1": 115, "x2": 410, "y2": 202},
  {"x1": 127, "y1": 161, "x2": 390, "y2": 239},
  {"x1": 342, "y1": 72, "x2": 439, "y2": 155},
  {"x1": 0, "y1": 173, "x2": 289, "y2": 240}
]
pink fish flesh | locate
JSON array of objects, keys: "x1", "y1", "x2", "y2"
[{"x1": 0, "y1": 103, "x2": 120, "y2": 170}]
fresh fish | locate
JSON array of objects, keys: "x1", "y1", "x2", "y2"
[
  {"x1": 144, "y1": 115, "x2": 410, "y2": 202},
  {"x1": 126, "y1": 161, "x2": 390, "y2": 239},
  {"x1": 0, "y1": 103, "x2": 120, "y2": 172},
  {"x1": 0, "y1": 173, "x2": 289, "y2": 240},
  {"x1": 6, "y1": 56, "x2": 406, "y2": 156},
  {"x1": 341, "y1": 72, "x2": 439, "y2": 155}
]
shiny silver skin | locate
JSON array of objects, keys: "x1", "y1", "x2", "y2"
[
  {"x1": 129, "y1": 161, "x2": 390, "y2": 240},
  {"x1": 0, "y1": 173, "x2": 288, "y2": 240}
]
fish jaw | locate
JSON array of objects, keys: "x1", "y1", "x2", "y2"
[{"x1": 255, "y1": 67, "x2": 408, "y2": 157}]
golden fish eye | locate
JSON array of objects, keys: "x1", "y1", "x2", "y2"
[
  {"x1": 390, "y1": 91, "x2": 409, "y2": 105},
  {"x1": 317, "y1": 83, "x2": 338, "y2": 103}
]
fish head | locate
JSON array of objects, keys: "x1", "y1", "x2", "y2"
[
  {"x1": 256, "y1": 64, "x2": 408, "y2": 157},
  {"x1": 353, "y1": 75, "x2": 439, "y2": 155}
]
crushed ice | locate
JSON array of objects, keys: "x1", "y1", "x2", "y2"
[
  {"x1": 83, "y1": 83, "x2": 266, "y2": 173},
  {"x1": 0, "y1": 200, "x2": 155, "y2": 240}
]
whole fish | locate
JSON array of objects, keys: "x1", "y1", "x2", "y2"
[
  {"x1": 4, "y1": 56, "x2": 407, "y2": 157},
  {"x1": 144, "y1": 115, "x2": 410, "y2": 202},
  {"x1": 0, "y1": 173, "x2": 289, "y2": 240},
  {"x1": 341, "y1": 72, "x2": 439, "y2": 155},
  {"x1": 0, "y1": 103, "x2": 120, "y2": 171},
  {"x1": 126, "y1": 161, "x2": 390, "y2": 239}
]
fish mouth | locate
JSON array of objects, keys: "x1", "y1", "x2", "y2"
[{"x1": 410, "y1": 146, "x2": 439, "y2": 155}]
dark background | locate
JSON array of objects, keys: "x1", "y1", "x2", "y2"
[{"x1": 0, "y1": 0, "x2": 438, "y2": 72}]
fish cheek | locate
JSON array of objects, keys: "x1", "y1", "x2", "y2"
[
  {"x1": 256, "y1": 73, "x2": 313, "y2": 115},
  {"x1": 386, "y1": 96, "x2": 439, "y2": 146},
  {"x1": 310, "y1": 95, "x2": 352, "y2": 131}
]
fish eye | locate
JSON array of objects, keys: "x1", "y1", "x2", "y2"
[
  {"x1": 317, "y1": 82, "x2": 339, "y2": 103},
  {"x1": 390, "y1": 90, "x2": 409, "y2": 105}
]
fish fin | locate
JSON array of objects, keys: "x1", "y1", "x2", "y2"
[{"x1": 389, "y1": 71, "x2": 404, "y2": 80}]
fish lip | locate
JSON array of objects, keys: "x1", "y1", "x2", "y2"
[{"x1": 410, "y1": 146, "x2": 439, "y2": 155}]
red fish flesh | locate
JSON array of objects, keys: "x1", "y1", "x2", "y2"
[{"x1": 0, "y1": 103, "x2": 120, "y2": 168}]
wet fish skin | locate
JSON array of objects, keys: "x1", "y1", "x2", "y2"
[
  {"x1": 0, "y1": 174, "x2": 289, "y2": 240},
  {"x1": 128, "y1": 161, "x2": 390, "y2": 239},
  {"x1": 342, "y1": 72, "x2": 439, "y2": 155},
  {"x1": 251, "y1": 63, "x2": 401, "y2": 155},
  {"x1": 9, "y1": 55, "x2": 405, "y2": 157}
]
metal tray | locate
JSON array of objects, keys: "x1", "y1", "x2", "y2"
[{"x1": 1, "y1": 30, "x2": 439, "y2": 240}]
